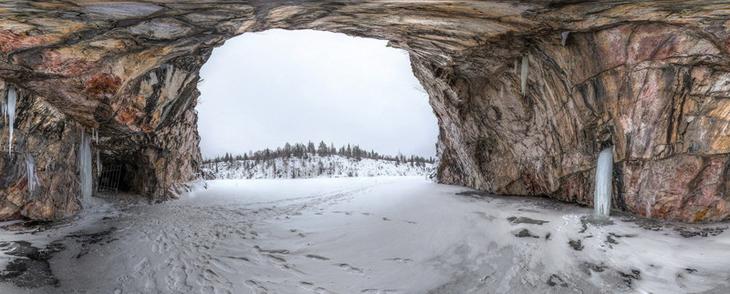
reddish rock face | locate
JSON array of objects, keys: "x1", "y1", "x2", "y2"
[{"x1": 0, "y1": 1, "x2": 728, "y2": 222}]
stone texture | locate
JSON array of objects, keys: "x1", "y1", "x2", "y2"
[
  {"x1": 0, "y1": 82, "x2": 82, "y2": 220},
  {"x1": 0, "y1": 1, "x2": 729, "y2": 222}
]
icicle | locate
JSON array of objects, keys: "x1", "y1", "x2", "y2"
[
  {"x1": 25, "y1": 153, "x2": 39, "y2": 198},
  {"x1": 79, "y1": 129, "x2": 93, "y2": 207},
  {"x1": 6, "y1": 86, "x2": 17, "y2": 155},
  {"x1": 1, "y1": 93, "x2": 5, "y2": 124},
  {"x1": 90, "y1": 128, "x2": 102, "y2": 178},
  {"x1": 646, "y1": 195, "x2": 656, "y2": 218},
  {"x1": 520, "y1": 55, "x2": 529, "y2": 96},
  {"x1": 593, "y1": 146, "x2": 613, "y2": 219},
  {"x1": 560, "y1": 31, "x2": 570, "y2": 46},
  {"x1": 646, "y1": 200, "x2": 651, "y2": 218},
  {"x1": 96, "y1": 150, "x2": 102, "y2": 178}
]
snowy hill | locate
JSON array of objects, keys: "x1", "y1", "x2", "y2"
[{"x1": 203, "y1": 155, "x2": 434, "y2": 179}]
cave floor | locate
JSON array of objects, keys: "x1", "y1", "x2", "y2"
[{"x1": 1, "y1": 176, "x2": 729, "y2": 293}]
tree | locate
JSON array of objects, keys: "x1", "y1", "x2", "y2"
[
  {"x1": 318, "y1": 141, "x2": 329, "y2": 156},
  {"x1": 283, "y1": 143, "x2": 292, "y2": 157},
  {"x1": 318, "y1": 160, "x2": 325, "y2": 175},
  {"x1": 352, "y1": 145, "x2": 362, "y2": 161}
]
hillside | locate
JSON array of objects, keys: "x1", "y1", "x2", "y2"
[{"x1": 203, "y1": 154, "x2": 434, "y2": 179}]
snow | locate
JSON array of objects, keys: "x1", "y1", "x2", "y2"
[
  {"x1": 203, "y1": 155, "x2": 434, "y2": 179},
  {"x1": 1, "y1": 177, "x2": 729, "y2": 293}
]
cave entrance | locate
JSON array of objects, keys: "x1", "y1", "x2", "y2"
[
  {"x1": 96, "y1": 155, "x2": 138, "y2": 194},
  {"x1": 98, "y1": 164, "x2": 128, "y2": 193},
  {"x1": 98, "y1": 164, "x2": 121, "y2": 193},
  {"x1": 195, "y1": 29, "x2": 438, "y2": 174}
]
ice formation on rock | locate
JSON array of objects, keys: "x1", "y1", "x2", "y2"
[
  {"x1": 79, "y1": 130, "x2": 93, "y2": 206},
  {"x1": 594, "y1": 147, "x2": 613, "y2": 219},
  {"x1": 520, "y1": 55, "x2": 529, "y2": 96},
  {"x1": 5, "y1": 86, "x2": 17, "y2": 154},
  {"x1": 25, "y1": 153, "x2": 39, "y2": 198}
]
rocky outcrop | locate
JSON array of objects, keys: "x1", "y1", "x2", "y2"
[
  {"x1": 0, "y1": 1, "x2": 729, "y2": 222},
  {"x1": 422, "y1": 21, "x2": 730, "y2": 222},
  {"x1": 0, "y1": 82, "x2": 82, "y2": 220}
]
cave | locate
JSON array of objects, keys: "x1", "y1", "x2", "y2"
[
  {"x1": 1, "y1": 1, "x2": 729, "y2": 222},
  {"x1": 97, "y1": 155, "x2": 136, "y2": 194}
]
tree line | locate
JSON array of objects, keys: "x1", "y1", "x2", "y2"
[{"x1": 204, "y1": 141, "x2": 435, "y2": 166}]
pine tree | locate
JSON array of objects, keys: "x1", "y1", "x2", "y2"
[
  {"x1": 318, "y1": 141, "x2": 329, "y2": 156},
  {"x1": 283, "y1": 143, "x2": 292, "y2": 157}
]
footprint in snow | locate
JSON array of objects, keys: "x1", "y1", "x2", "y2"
[
  {"x1": 254, "y1": 245, "x2": 289, "y2": 254},
  {"x1": 385, "y1": 257, "x2": 413, "y2": 263},
  {"x1": 305, "y1": 254, "x2": 330, "y2": 261},
  {"x1": 337, "y1": 263, "x2": 364, "y2": 274},
  {"x1": 361, "y1": 289, "x2": 400, "y2": 293}
]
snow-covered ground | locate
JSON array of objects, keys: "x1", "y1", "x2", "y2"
[
  {"x1": 1, "y1": 177, "x2": 729, "y2": 293},
  {"x1": 203, "y1": 155, "x2": 433, "y2": 179}
]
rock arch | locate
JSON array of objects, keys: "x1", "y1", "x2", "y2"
[{"x1": 1, "y1": 1, "x2": 729, "y2": 222}]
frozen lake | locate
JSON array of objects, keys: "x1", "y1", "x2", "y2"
[{"x1": 1, "y1": 177, "x2": 729, "y2": 293}]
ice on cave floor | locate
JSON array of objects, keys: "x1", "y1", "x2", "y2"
[{"x1": 0, "y1": 177, "x2": 728, "y2": 293}]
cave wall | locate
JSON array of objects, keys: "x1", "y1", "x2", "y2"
[
  {"x1": 0, "y1": 81, "x2": 82, "y2": 220},
  {"x1": 0, "y1": 1, "x2": 729, "y2": 222},
  {"x1": 419, "y1": 23, "x2": 730, "y2": 221}
]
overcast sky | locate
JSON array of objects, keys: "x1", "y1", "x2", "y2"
[{"x1": 196, "y1": 29, "x2": 438, "y2": 159}]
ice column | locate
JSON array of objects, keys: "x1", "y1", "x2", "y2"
[
  {"x1": 5, "y1": 86, "x2": 17, "y2": 155},
  {"x1": 520, "y1": 55, "x2": 529, "y2": 96},
  {"x1": 92, "y1": 128, "x2": 102, "y2": 178},
  {"x1": 25, "y1": 153, "x2": 38, "y2": 197},
  {"x1": 79, "y1": 130, "x2": 93, "y2": 206},
  {"x1": 593, "y1": 146, "x2": 614, "y2": 219}
]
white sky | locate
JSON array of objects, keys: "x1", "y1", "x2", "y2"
[{"x1": 196, "y1": 29, "x2": 438, "y2": 159}]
